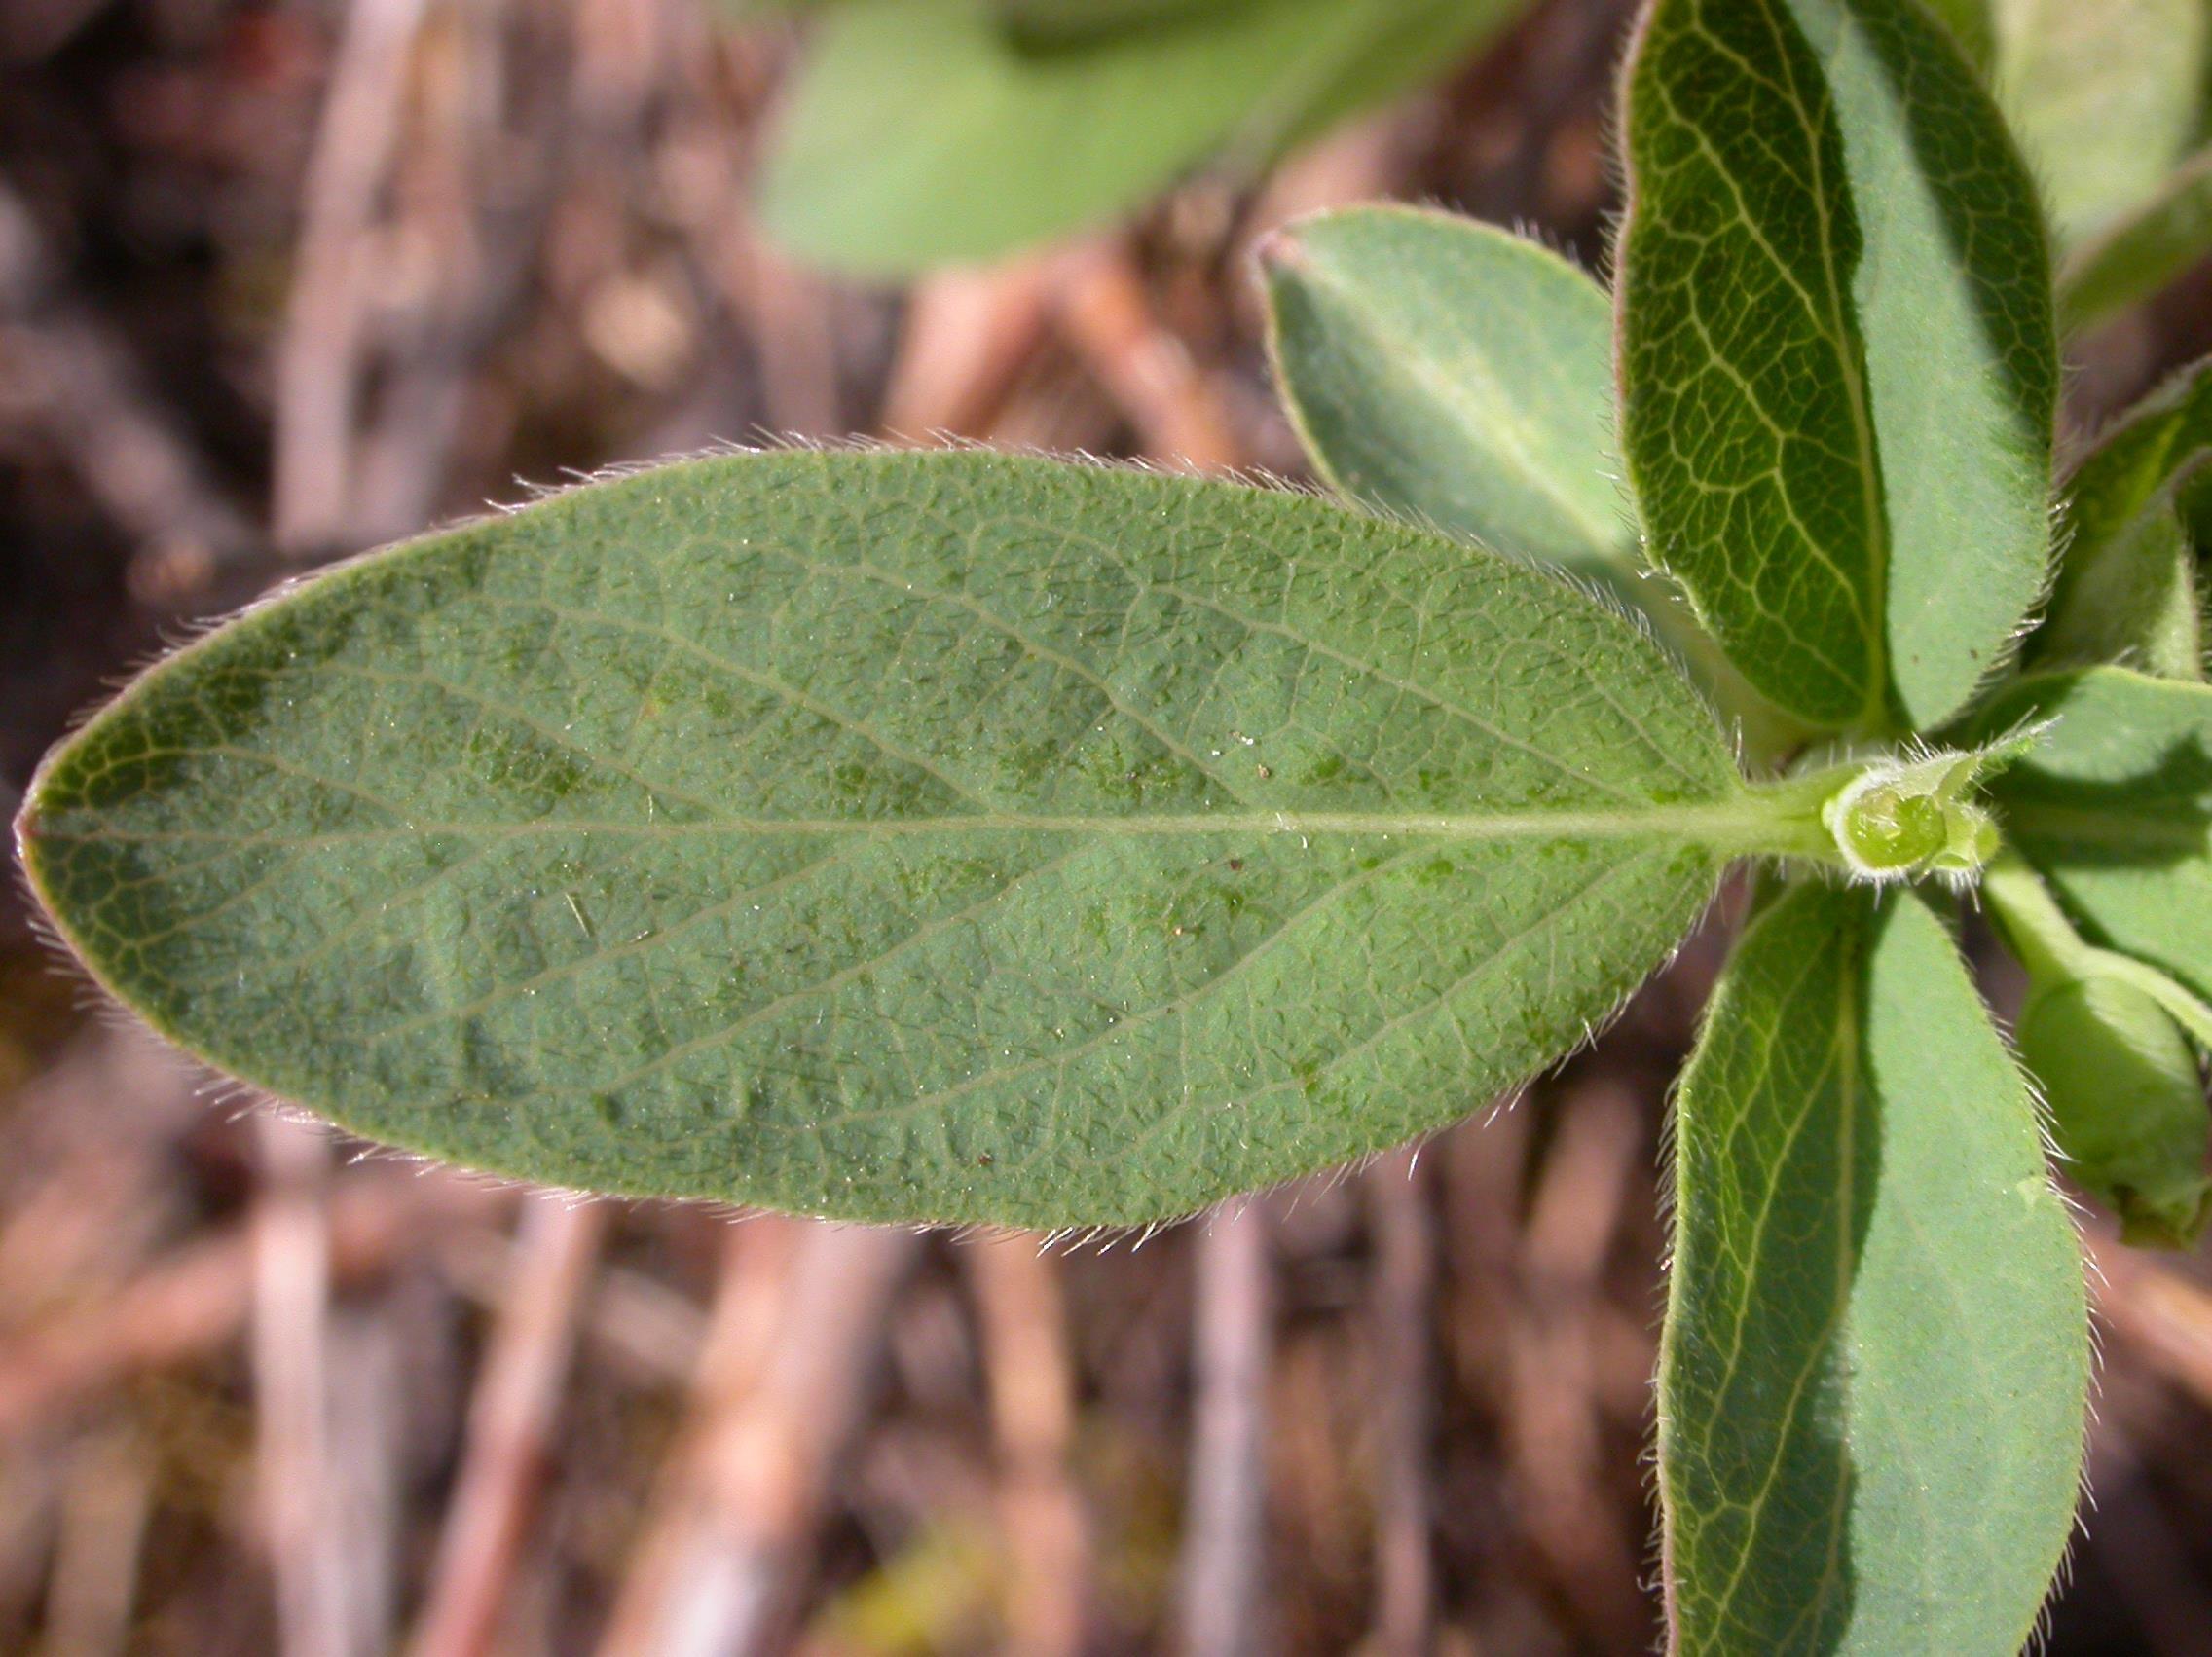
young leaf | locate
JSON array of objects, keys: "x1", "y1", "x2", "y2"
[
  {"x1": 1970, "y1": 666, "x2": 2212, "y2": 1002},
  {"x1": 2057, "y1": 147, "x2": 2212, "y2": 332},
  {"x1": 1660, "y1": 880, "x2": 2086, "y2": 1654},
  {"x1": 1988, "y1": 0, "x2": 2210, "y2": 244},
  {"x1": 757, "y1": 0, "x2": 1525, "y2": 276},
  {"x1": 1983, "y1": 854, "x2": 2212, "y2": 1249},
  {"x1": 1260, "y1": 204, "x2": 1801, "y2": 757},
  {"x1": 1261, "y1": 205, "x2": 1628, "y2": 577},
  {"x1": 2038, "y1": 352, "x2": 2212, "y2": 681},
  {"x1": 17, "y1": 450, "x2": 1769, "y2": 1228},
  {"x1": 2029, "y1": 462, "x2": 2205, "y2": 680},
  {"x1": 1616, "y1": 0, "x2": 2056, "y2": 733},
  {"x1": 2060, "y1": 353, "x2": 2212, "y2": 566},
  {"x1": 1812, "y1": 740, "x2": 2013, "y2": 887},
  {"x1": 1916, "y1": 0, "x2": 1991, "y2": 72}
]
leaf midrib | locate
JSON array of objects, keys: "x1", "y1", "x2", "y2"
[
  {"x1": 1639, "y1": 6, "x2": 1891, "y2": 726},
  {"x1": 1697, "y1": 918, "x2": 1860, "y2": 1642},
  {"x1": 30, "y1": 801, "x2": 1772, "y2": 847},
  {"x1": 487, "y1": 837, "x2": 1684, "y2": 1136}
]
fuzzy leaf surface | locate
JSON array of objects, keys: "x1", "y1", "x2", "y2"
[
  {"x1": 2036, "y1": 351, "x2": 2212, "y2": 681},
  {"x1": 2064, "y1": 354, "x2": 2212, "y2": 546},
  {"x1": 1660, "y1": 880, "x2": 2086, "y2": 1655},
  {"x1": 18, "y1": 451, "x2": 1755, "y2": 1227},
  {"x1": 1262, "y1": 205, "x2": 1629, "y2": 575},
  {"x1": 758, "y1": 0, "x2": 1522, "y2": 276},
  {"x1": 1616, "y1": 0, "x2": 2055, "y2": 732},
  {"x1": 1261, "y1": 203, "x2": 1799, "y2": 755},
  {"x1": 1973, "y1": 666, "x2": 2212, "y2": 1004}
]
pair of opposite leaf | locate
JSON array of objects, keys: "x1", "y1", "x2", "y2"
[
  {"x1": 1266, "y1": 6, "x2": 2212, "y2": 1247},
  {"x1": 18, "y1": 0, "x2": 2212, "y2": 1651}
]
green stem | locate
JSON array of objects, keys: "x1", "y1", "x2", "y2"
[{"x1": 1983, "y1": 852, "x2": 2212, "y2": 1049}]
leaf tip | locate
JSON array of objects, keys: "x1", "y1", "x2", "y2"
[{"x1": 1250, "y1": 221, "x2": 1309, "y2": 279}]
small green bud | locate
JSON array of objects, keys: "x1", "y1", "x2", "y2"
[
  {"x1": 2016, "y1": 971, "x2": 2212, "y2": 1249},
  {"x1": 1832, "y1": 783, "x2": 1948, "y2": 868},
  {"x1": 1819, "y1": 750, "x2": 2002, "y2": 886}
]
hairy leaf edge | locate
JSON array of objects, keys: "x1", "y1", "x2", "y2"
[{"x1": 17, "y1": 444, "x2": 1773, "y2": 1228}]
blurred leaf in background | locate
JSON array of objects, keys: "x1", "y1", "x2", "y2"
[
  {"x1": 751, "y1": 0, "x2": 1534, "y2": 276},
  {"x1": 1938, "y1": 0, "x2": 2212, "y2": 327},
  {"x1": 1987, "y1": 0, "x2": 2209, "y2": 245}
]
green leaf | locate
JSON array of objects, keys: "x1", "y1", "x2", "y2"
[
  {"x1": 18, "y1": 450, "x2": 1768, "y2": 1228},
  {"x1": 1252, "y1": 0, "x2": 1528, "y2": 160},
  {"x1": 2057, "y1": 146, "x2": 2212, "y2": 331},
  {"x1": 1811, "y1": 738, "x2": 2020, "y2": 886},
  {"x1": 1989, "y1": 0, "x2": 2211, "y2": 245},
  {"x1": 1917, "y1": 0, "x2": 1992, "y2": 72},
  {"x1": 2062, "y1": 354, "x2": 2212, "y2": 555},
  {"x1": 1261, "y1": 205, "x2": 1628, "y2": 576},
  {"x1": 757, "y1": 0, "x2": 1525, "y2": 276},
  {"x1": 2033, "y1": 352, "x2": 2212, "y2": 679},
  {"x1": 992, "y1": 0, "x2": 1246, "y2": 48},
  {"x1": 1660, "y1": 880, "x2": 2086, "y2": 1654},
  {"x1": 1983, "y1": 854, "x2": 2212, "y2": 1249},
  {"x1": 2017, "y1": 970, "x2": 2212, "y2": 1246},
  {"x1": 2032, "y1": 463, "x2": 2205, "y2": 680},
  {"x1": 1971, "y1": 665, "x2": 2212, "y2": 1004},
  {"x1": 1615, "y1": 0, "x2": 2057, "y2": 733},
  {"x1": 1260, "y1": 203, "x2": 1805, "y2": 759}
]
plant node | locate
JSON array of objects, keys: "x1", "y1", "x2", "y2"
[{"x1": 1811, "y1": 740, "x2": 2031, "y2": 888}]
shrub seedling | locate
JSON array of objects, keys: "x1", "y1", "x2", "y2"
[{"x1": 20, "y1": 0, "x2": 2212, "y2": 1647}]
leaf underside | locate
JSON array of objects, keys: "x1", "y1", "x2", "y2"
[
  {"x1": 19, "y1": 451, "x2": 1749, "y2": 1227},
  {"x1": 1616, "y1": 0, "x2": 2055, "y2": 733},
  {"x1": 1262, "y1": 203, "x2": 1631, "y2": 578},
  {"x1": 1661, "y1": 880, "x2": 2086, "y2": 1655}
]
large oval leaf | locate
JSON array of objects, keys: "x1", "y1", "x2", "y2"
[
  {"x1": 1616, "y1": 0, "x2": 2056, "y2": 732},
  {"x1": 1660, "y1": 880, "x2": 2085, "y2": 1654},
  {"x1": 18, "y1": 451, "x2": 1756, "y2": 1226}
]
